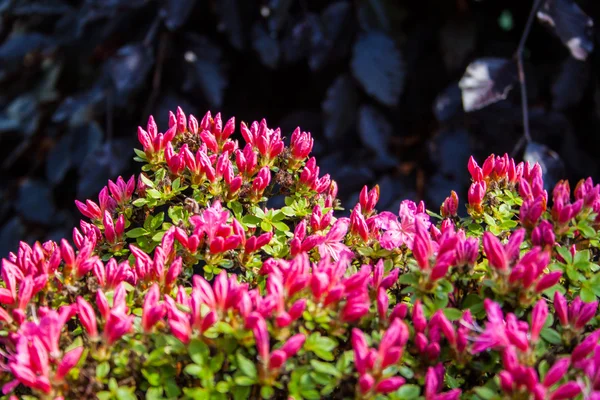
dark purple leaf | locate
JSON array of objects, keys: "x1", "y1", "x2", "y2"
[
  {"x1": 322, "y1": 75, "x2": 358, "y2": 143},
  {"x1": 0, "y1": 33, "x2": 54, "y2": 72},
  {"x1": 182, "y1": 35, "x2": 228, "y2": 108},
  {"x1": 252, "y1": 23, "x2": 280, "y2": 70},
  {"x1": 430, "y1": 128, "x2": 471, "y2": 180},
  {"x1": 358, "y1": 105, "x2": 392, "y2": 155},
  {"x1": 351, "y1": 33, "x2": 405, "y2": 107},
  {"x1": 0, "y1": 218, "x2": 25, "y2": 257},
  {"x1": 10, "y1": 0, "x2": 72, "y2": 15},
  {"x1": 215, "y1": 0, "x2": 245, "y2": 50},
  {"x1": 16, "y1": 180, "x2": 56, "y2": 225},
  {"x1": 267, "y1": 0, "x2": 294, "y2": 34},
  {"x1": 46, "y1": 133, "x2": 73, "y2": 185},
  {"x1": 458, "y1": 58, "x2": 517, "y2": 112},
  {"x1": 439, "y1": 17, "x2": 476, "y2": 73},
  {"x1": 308, "y1": 2, "x2": 353, "y2": 71},
  {"x1": 524, "y1": 141, "x2": 565, "y2": 192},
  {"x1": 551, "y1": 57, "x2": 590, "y2": 110},
  {"x1": 537, "y1": 0, "x2": 594, "y2": 61},
  {"x1": 52, "y1": 84, "x2": 106, "y2": 125},
  {"x1": 78, "y1": 138, "x2": 133, "y2": 199},
  {"x1": 161, "y1": 0, "x2": 196, "y2": 31},
  {"x1": 433, "y1": 82, "x2": 463, "y2": 123},
  {"x1": 5, "y1": 94, "x2": 39, "y2": 137},
  {"x1": 281, "y1": 19, "x2": 311, "y2": 64},
  {"x1": 108, "y1": 44, "x2": 153, "y2": 103}
]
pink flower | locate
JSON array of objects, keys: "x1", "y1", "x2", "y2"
[
  {"x1": 142, "y1": 284, "x2": 166, "y2": 332},
  {"x1": 377, "y1": 201, "x2": 431, "y2": 250},
  {"x1": 107, "y1": 176, "x2": 135, "y2": 206},
  {"x1": 468, "y1": 181, "x2": 486, "y2": 213},
  {"x1": 543, "y1": 358, "x2": 570, "y2": 388},
  {"x1": 482, "y1": 232, "x2": 508, "y2": 271},
  {"x1": 317, "y1": 218, "x2": 352, "y2": 261},
  {"x1": 241, "y1": 119, "x2": 284, "y2": 163}
]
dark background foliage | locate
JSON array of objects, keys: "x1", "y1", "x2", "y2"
[{"x1": 0, "y1": 0, "x2": 599, "y2": 256}]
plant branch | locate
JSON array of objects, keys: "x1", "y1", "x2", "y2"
[{"x1": 514, "y1": 0, "x2": 544, "y2": 145}]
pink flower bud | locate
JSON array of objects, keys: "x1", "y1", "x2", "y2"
[
  {"x1": 543, "y1": 358, "x2": 570, "y2": 388},
  {"x1": 413, "y1": 301, "x2": 427, "y2": 333},
  {"x1": 358, "y1": 373, "x2": 375, "y2": 394},
  {"x1": 441, "y1": 191, "x2": 459, "y2": 218},
  {"x1": 550, "y1": 382, "x2": 582, "y2": 400},
  {"x1": 535, "y1": 271, "x2": 562, "y2": 293},
  {"x1": 483, "y1": 232, "x2": 508, "y2": 271},
  {"x1": 55, "y1": 346, "x2": 84, "y2": 381},
  {"x1": 77, "y1": 297, "x2": 98, "y2": 338},
  {"x1": 376, "y1": 377, "x2": 405, "y2": 393},
  {"x1": 531, "y1": 299, "x2": 548, "y2": 343}
]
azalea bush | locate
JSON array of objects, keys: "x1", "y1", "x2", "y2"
[{"x1": 2, "y1": 108, "x2": 600, "y2": 400}]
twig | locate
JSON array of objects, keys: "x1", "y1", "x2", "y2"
[{"x1": 514, "y1": 0, "x2": 544, "y2": 144}]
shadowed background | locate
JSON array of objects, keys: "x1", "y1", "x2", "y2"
[{"x1": 0, "y1": 0, "x2": 599, "y2": 255}]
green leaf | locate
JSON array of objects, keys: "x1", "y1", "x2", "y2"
[
  {"x1": 556, "y1": 246, "x2": 573, "y2": 264},
  {"x1": 309, "y1": 360, "x2": 341, "y2": 378},
  {"x1": 395, "y1": 384, "x2": 420, "y2": 399},
  {"x1": 145, "y1": 387, "x2": 163, "y2": 400},
  {"x1": 234, "y1": 376, "x2": 256, "y2": 386},
  {"x1": 152, "y1": 231, "x2": 166, "y2": 242},
  {"x1": 126, "y1": 228, "x2": 148, "y2": 238},
  {"x1": 242, "y1": 215, "x2": 262, "y2": 226},
  {"x1": 172, "y1": 177, "x2": 181, "y2": 191},
  {"x1": 164, "y1": 380, "x2": 182, "y2": 398},
  {"x1": 189, "y1": 339, "x2": 209, "y2": 366},
  {"x1": 96, "y1": 361, "x2": 110, "y2": 379},
  {"x1": 580, "y1": 286, "x2": 596, "y2": 302},
  {"x1": 281, "y1": 206, "x2": 295, "y2": 216},
  {"x1": 147, "y1": 189, "x2": 163, "y2": 199},
  {"x1": 473, "y1": 387, "x2": 497, "y2": 400},
  {"x1": 151, "y1": 212, "x2": 165, "y2": 230},
  {"x1": 260, "y1": 221, "x2": 272, "y2": 232},
  {"x1": 184, "y1": 364, "x2": 203, "y2": 377},
  {"x1": 132, "y1": 198, "x2": 148, "y2": 207},
  {"x1": 261, "y1": 386, "x2": 275, "y2": 399},
  {"x1": 97, "y1": 392, "x2": 112, "y2": 400},
  {"x1": 116, "y1": 387, "x2": 137, "y2": 400},
  {"x1": 540, "y1": 328, "x2": 562, "y2": 345},
  {"x1": 140, "y1": 174, "x2": 155, "y2": 188},
  {"x1": 236, "y1": 352, "x2": 257, "y2": 380},
  {"x1": 272, "y1": 222, "x2": 290, "y2": 232},
  {"x1": 443, "y1": 308, "x2": 464, "y2": 321}
]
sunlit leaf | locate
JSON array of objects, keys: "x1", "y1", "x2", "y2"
[
  {"x1": 537, "y1": 0, "x2": 594, "y2": 61},
  {"x1": 458, "y1": 58, "x2": 517, "y2": 112}
]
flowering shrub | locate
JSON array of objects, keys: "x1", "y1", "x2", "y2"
[{"x1": 2, "y1": 108, "x2": 600, "y2": 400}]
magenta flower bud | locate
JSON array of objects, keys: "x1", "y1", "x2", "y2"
[
  {"x1": 483, "y1": 232, "x2": 508, "y2": 271},
  {"x1": 535, "y1": 271, "x2": 562, "y2": 293},
  {"x1": 375, "y1": 377, "x2": 405, "y2": 394},
  {"x1": 359, "y1": 185, "x2": 380, "y2": 215},
  {"x1": 440, "y1": 191, "x2": 459, "y2": 218},
  {"x1": 77, "y1": 297, "x2": 98, "y2": 338},
  {"x1": 550, "y1": 382, "x2": 582, "y2": 400},
  {"x1": 268, "y1": 349, "x2": 287, "y2": 370},
  {"x1": 531, "y1": 220, "x2": 555, "y2": 248},
  {"x1": 289, "y1": 127, "x2": 313, "y2": 162},
  {"x1": 468, "y1": 181, "x2": 486, "y2": 212},
  {"x1": 543, "y1": 358, "x2": 570, "y2": 388},
  {"x1": 502, "y1": 346, "x2": 519, "y2": 372},
  {"x1": 520, "y1": 197, "x2": 545, "y2": 228},
  {"x1": 481, "y1": 154, "x2": 495, "y2": 178},
  {"x1": 377, "y1": 287, "x2": 389, "y2": 321},
  {"x1": 352, "y1": 328, "x2": 369, "y2": 375},
  {"x1": 413, "y1": 300, "x2": 427, "y2": 333},
  {"x1": 424, "y1": 366, "x2": 440, "y2": 397},
  {"x1": 531, "y1": 299, "x2": 548, "y2": 343},
  {"x1": 55, "y1": 346, "x2": 84, "y2": 381},
  {"x1": 571, "y1": 330, "x2": 600, "y2": 363},
  {"x1": 433, "y1": 311, "x2": 456, "y2": 347},
  {"x1": 350, "y1": 204, "x2": 369, "y2": 241},
  {"x1": 498, "y1": 370, "x2": 514, "y2": 393},
  {"x1": 575, "y1": 300, "x2": 598, "y2": 330},
  {"x1": 280, "y1": 333, "x2": 305, "y2": 358},
  {"x1": 413, "y1": 222, "x2": 433, "y2": 270},
  {"x1": 390, "y1": 303, "x2": 408, "y2": 321},
  {"x1": 358, "y1": 373, "x2": 375, "y2": 394},
  {"x1": 554, "y1": 291, "x2": 569, "y2": 327}
]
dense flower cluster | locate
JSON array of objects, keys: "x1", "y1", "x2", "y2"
[{"x1": 2, "y1": 108, "x2": 600, "y2": 399}]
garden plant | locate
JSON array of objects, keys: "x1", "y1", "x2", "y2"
[{"x1": 2, "y1": 108, "x2": 600, "y2": 399}]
